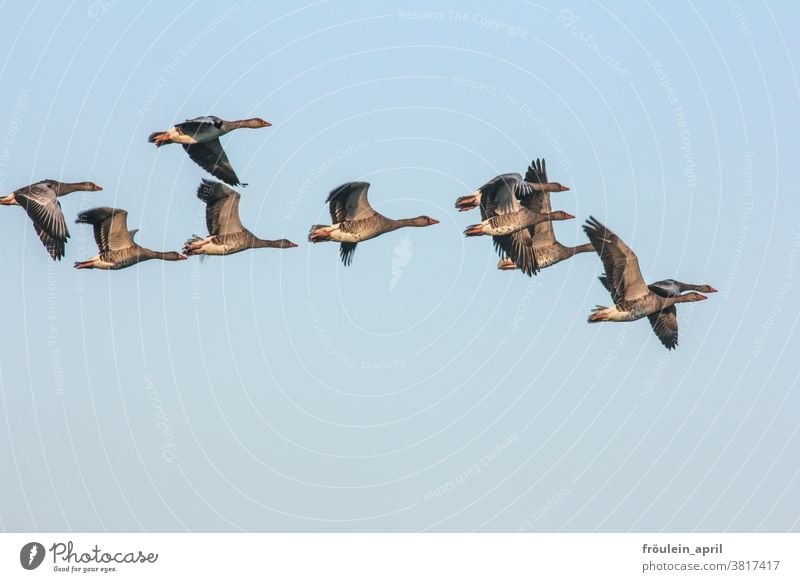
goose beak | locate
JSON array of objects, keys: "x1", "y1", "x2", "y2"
[
  {"x1": 288, "y1": 242, "x2": 299, "y2": 248},
  {"x1": 428, "y1": 218, "x2": 440, "y2": 225},
  {"x1": 178, "y1": 254, "x2": 188, "y2": 260},
  {"x1": 563, "y1": 212, "x2": 575, "y2": 220},
  {"x1": 697, "y1": 294, "x2": 708, "y2": 301},
  {"x1": 92, "y1": 184, "x2": 104, "y2": 191},
  {"x1": 560, "y1": 185, "x2": 571, "y2": 192},
  {"x1": 705, "y1": 286, "x2": 718, "y2": 293},
  {"x1": 261, "y1": 120, "x2": 272, "y2": 127}
]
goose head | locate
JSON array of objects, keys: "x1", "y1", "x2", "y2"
[
  {"x1": 163, "y1": 252, "x2": 188, "y2": 261},
  {"x1": 545, "y1": 210, "x2": 575, "y2": 221},
  {"x1": 246, "y1": 118, "x2": 271, "y2": 128},
  {"x1": 679, "y1": 292, "x2": 708, "y2": 302}
]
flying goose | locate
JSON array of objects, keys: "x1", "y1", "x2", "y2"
[
  {"x1": 308, "y1": 181, "x2": 439, "y2": 266},
  {"x1": 74, "y1": 207, "x2": 186, "y2": 270},
  {"x1": 462, "y1": 172, "x2": 574, "y2": 275},
  {"x1": 583, "y1": 216, "x2": 709, "y2": 349},
  {"x1": 148, "y1": 115, "x2": 271, "y2": 186},
  {"x1": 0, "y1": 180, "x2": 102, "y2": 260},
  {"x1": 454, "y1": 158, "x2": 569, "y2": 212},
  {"x1": 183, "y1": 180, "x2": 298, "y2": 256},
  {"x1": 491, "y1": 160, "x2": 590, "y2": 273}
]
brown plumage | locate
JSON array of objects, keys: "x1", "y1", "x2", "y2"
[
  {"x1": 74, "y1": 207, "x2": 187, "y2": 270},
  {"x1": 584, "y1": 216, "x2": 710, "y2": 349},
  {"x1": 183, "y1": 180, "x2": 298, "y2": 256}
]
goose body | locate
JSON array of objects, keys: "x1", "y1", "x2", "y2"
[
  {"x1": 74, "y1": 207, "x2": 186, "y2": 270},
  {"x1": 308, "y1": 182, "x2": 438, "y2": 266},
  {"x1": 148, "y1": 115, "x2": 271, "y2": 186},
  {"x1": 183, "y1": 180, "x2": 297, "y2": 256},
  {"x1": 583, "y1": 216, "x2": 711, "y2": 349},
  {"x1": 0, "y1": 179, "x2": 102, "y2": 260}
]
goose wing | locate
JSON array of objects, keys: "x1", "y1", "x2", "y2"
[
  {"x1": 478, "y1": 173, "x2": 528, "y2": 219},
  {"x1": 183, "y1": 139, "x2": 241, "y2": 186},
  {"x1": 175, "y1": 116, "x2": 222, "y2": 136},
  {"x1": 13, "y1": 182, "x2": 69, "y2": 260},
  {"x1": 76, "y1": 207, "x2": 134, "y2": 252},
  {"x1": 493, "y1": 229, "x2": 539, "y2": 276},
  {"x1": 326, "y1": 182, "x2": 375, "y2": 222},
  {"x1": 583, "y1": 216, "x2": 649, "y2": 303},
  {"x1": 521, "y1": 159, "x2": 557, "y2": 247},
  {"x1": 196, "y1": 179, "x2": 244, "y2": 235},
  {"x1": 339, "y1": 242, "x2": 358, "y2": 266},
  {"x1": 648, "y1": 306, "x2": 679, "y2": 349}
]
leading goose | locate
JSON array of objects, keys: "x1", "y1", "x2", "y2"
[
  {"x1": 308, "y1": 181, "x2": 439, "y2": 266},
  {"x1": 0, "y1": 179, "x2": 103, "y2": 260},
  {"x1": 74, "y1": 207, "x2": 186, "y2": 270},
  {"x1": 463, "y1": 172, "x2": 574, "y2": 275},
  {"x1": 184, "y1": 180, "x2": 298, "y2": 256},
  {"x1": 583, "y1": 216, "x2": 709, "y2": 349},
  {"x1": 148, "y1": 115, "x2": 271, "y2": 186}
]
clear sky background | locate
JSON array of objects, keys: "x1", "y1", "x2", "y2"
[{"x1": 0, "y1": 0, "x2": 797, "y2": 532}]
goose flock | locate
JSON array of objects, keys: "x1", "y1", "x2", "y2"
[{"x1": 0, "y1": 115, "x2": 715, "y2": 350}]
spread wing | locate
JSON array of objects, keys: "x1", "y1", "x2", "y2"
[
  {"x1": 478, "y1": 173, "x2": 527, "y2": 219},
  {"x1": 524, "y1": 158, "x2": 548, "y2": 184},
  {"x1": 14, "y1": 183, "x2": 70, "y2": 260},
  {"x1": 326, "y1": 182, "x2": 374, "y2": 222},
  {"x1": 583, "y1": 216, "x2": 649, "y2": 304},
  {"x1": 493, "y1": 229, "x2": 539, "y2": 276},
  {"x1": 648, "y1": 306, "x2": 679, "y2": 349},
  {"x1": 183, "y1": 140, "x2": 241, "y2": 186},
  {"x1": 520, "y1": 159, "x2": 557, "y2": 245},
  {"x1": 76, "y1": 207, "x2": 134, "y2": 252},
  {"x1": 196, "y1": 179, "x2": 244, "y2": 235}
]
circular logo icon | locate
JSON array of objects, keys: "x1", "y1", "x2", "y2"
[{"x1": 20, "y1": 542, "x2": 45, "y2": 570}]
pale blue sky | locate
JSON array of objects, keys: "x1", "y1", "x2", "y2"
[{"x1": 0, "y1": 0, "x2": 798, "y2": 532}]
